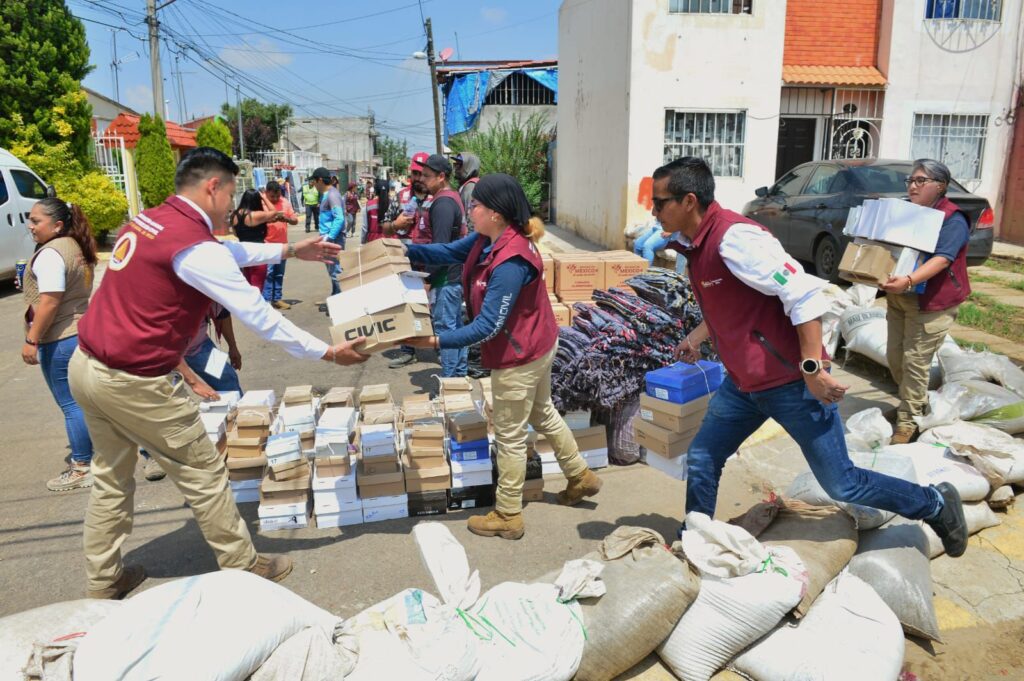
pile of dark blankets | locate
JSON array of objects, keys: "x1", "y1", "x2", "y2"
[{"x1": 552, "y1": 267, "x2": 712, "y2": 412}]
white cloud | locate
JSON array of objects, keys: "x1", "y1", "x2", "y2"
[
  {"x1": 123, "y1": 84, "x2": 153, "y2": 113},
  {"x1": 480, "y1": 7, "x2": 508, "y2": 24},
  {"x1": 219, "y1": 38, "x2": 294, "y2": 69}
]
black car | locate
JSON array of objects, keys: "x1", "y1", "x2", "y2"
[{"x1": 742, "y1": 159, "x2": 995, "y2": 282}]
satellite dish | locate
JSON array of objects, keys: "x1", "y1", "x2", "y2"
[{"x1": 439, "y1": 47, "x2": 454, "y2": 62}]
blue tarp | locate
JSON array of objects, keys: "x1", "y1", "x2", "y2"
[{"x1": 444, "y1": 67, "x2": 557, "y2": 142}]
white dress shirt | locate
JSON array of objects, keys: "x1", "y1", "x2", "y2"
[
  {"x1": 171, "y1": 195, "x2": 329, "y2": 360},
  {"x1": 677, "y1": 223, "x2": 829, "y2": 325}
]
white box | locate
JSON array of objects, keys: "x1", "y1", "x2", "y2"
[
  {"x1": 232, "y1": 488, "x2": 260, "y2": 504},
  {"x1": 362, "y1": 505, "x2": 409, "y2": 523},
  {"x1": 265, "y1": 433, "x2": 303, "y2": 468},
  {"x1": 843, "y1": 198, "x2": 944, "y2": 252},
  {"x1": 450, "y1": 458, "x2": 492, "y2": 475},
  {"x1": 563, "y1": 410, "x2": 591, "y2": 430},
  {"x1": 200, "y1": 412, "x2": 227, "y2": 440},
  {"x1": 451, "y1": 470, "x2": 492, "y2": 489},
  {"x1": 646, "y1": 451, "x2": 688, "y2": 481},
  {"x1": 327, "y1": 271, "x2": 429, "y2": 325},
  {"x1": 582, "y1": 447, "x2": 609, "y2": 470},
  {"x1": 280, "y1": 404, "x2": 316, "y2": 428},
  {"x1": 258, "y1": 499, "x2": 309, "y2": 518},
  {"x1": 200, "y1": 391, "x2": 241, "y2": 414},
  {"x1": 312, "y1": 467, "x2": 357, "y2": 493},
  {"x1": 316, "y1": 510, "x2": 363, "y2": 528},
  {"x1": 361, "y1": 493, "x2": 408, "y2": 510},
  {"x1": 314, "y1": 435, "x2": 351, "y2": 458},
  {"x1": 313, "y1": 491, "x2": 363, "y2": 515},
  {"x1": 362, "y1": 442, "x2": 397, "y2": 458},
  {"x1": 320, "y1": 407, "x2": 357, "y2": 429},
  {"x1": 229, "y1": 478, "x2": 260, "y2": 491},
  {"x1": 361, "y1": 424, "x2": 396, "y2": 443},
  {"x1": 259, "y1": 513, "x2": 309, "y2": 531},
  {"x1": 239, "y1": 390, "x2": 276, "y2": 409}
]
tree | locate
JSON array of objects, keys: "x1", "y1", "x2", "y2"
[
  {"x1": 58, "y1": 172, "x2": 129, "y2": 238},
  {"x1": 136, "y1": 114, "x2": 176, "y2": 208},
  {"x1": 221, "y1": 98, "x2": 292, "y2": 155},
  {"x1": 196, "y1": 118, "x2": 233, "y2": 156},
  {"x1": 450, "y1": 113, "x2": 552, "y2": 210},
  {"x1": 0, "y1": 1, "x2": 94, "y2": 164},
  {"x1": 377, "y1": 136, "x2": 409, "y2": 176}
]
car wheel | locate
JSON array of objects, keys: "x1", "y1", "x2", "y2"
[{"x1": 814, "y1": 236, "x2": 842, "y2": 284}]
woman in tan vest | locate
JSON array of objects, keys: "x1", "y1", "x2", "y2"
[{"x1": 22, "y1": 198, "x2": 98, "y2": 492}]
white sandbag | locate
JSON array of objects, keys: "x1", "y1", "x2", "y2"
[
  {"x1": 922, "y1": 380, "x2": 1024, "y2": 434},
  {"x1": 0, "y1": 600, "x2": 121, "y2": 681},
  {"x1": 939, "y1": 342, "x2": 1024, "y2": 398},
  {"x1": 848, "y1": 523, "x2": 941, "y2": 641},
  {"x1": 250, "y1": 626, "x2": 356, "y2": 681},
  {"x1": 888, "y1": 502, "x2": 1001, "y2": 558},
  {"x1": 845, "y1": 407, "x2": 893, "y2": 452},
  {"x1": 785, "y1": 450, "x2": 915, "y2": 529},
  {"x1": 339, "y1": 588, "x2": 480, "y2": 681},
  {"x1": 657, "y1": 513, "x2": 806, "y2": 681},
  {"x1": 884, "y1": 442, "x2": 991, "y2": 501},
  {"x1": 411, "y1": 522, "x2": 480, "y2": 609},
  {"x1": 730, "y1": 573, "x2": 904, "y2": 681},
  {"x1": 920, "y1": 421, "x2": 1024, "y2": 487},
  {"x1": 74, "y1": 571, "x2": 340, "y2": 681},
  {"x1": 839, "y1": 307, "x2": 888, "y2": 367},
  {"x1": 821, "y1": 284, "x2": 875, "y2": 356},
  {"x1": 988, "y1": 485, "x2": 1016, "y2": 509}
]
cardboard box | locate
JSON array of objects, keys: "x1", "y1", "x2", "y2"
[
  {"x1": 261, "y1": 459, "x2": 310, "y2": 492},
  {"x1": 259, "y1": 512, "x2": 310, "y2": 532},
  {"x1": 362, "y1": 404, "x2": 397, "y2": 425},
  {"x1": 523, "y1": 478, "x2": 544, "y2": 502},
  {"x1": 553, "y1": 253, "x2": 604, "y2": 297},
  {"x1": 225, "y1": 432, "x2": 264, "y2": 459},
  {"x1": 359, "y1": 384, "x2": 392, "y2": 405},
  {"x1": 258, "y1": 495, "x2": 309, "y2": 518},
  {"x1": 447, "y1": 485, "x2": 496, "y2": 511},
  {"x1": 231, "y1": 487, "x2": 260, "y2": 504},
  {"x1": 265, "y1": 432, "x2": 302, "y2": 468},
  {"x1": 407, "y1": 451, "x2": 448, "y2": 470},
  {"x1": 321, "y1": 387, "x2": 356, "y2": 409},
  {"x1": 314, "y1": 454, "x2": 351, "y2": 479},
  {"x1": 439, "y1": 377, "x2": 473, "y2": 393},
  {"x1": 633, "y1": 417, "x2": 697, "y2": 458},
  {"x1": 409, "y1": 418, "x2": 446, "y2": 445},
  {"x1": 362, "y1": 493, "x2": 409, "y2": 523},
  {"x1": 282, "y1": 385, "x2": 314, "y2": 405},
  {"x1": 268, "y1": 456, "x2": 307, "y2": 480},
  {"x1": 442, "y1": 393, "x2": 477, "y2": 415},
  {"x1": 451, "y1": 457, "x2": 493, "y2": 489},
  {"x1": 200, "y1": 412, "x2": 227, "y2": 441},
  {"x1": 563, "y1": 410, "x2": 592, "y2": 430},
  {"x1": 448, "y1": 411, "x2": 489, "y2": 443},
  {"x1": 357, "y1": 454, "x2": 405, "y2": 498},
  {"x1": 838, "y1": 238, "x2": 920, "y2": 288},
  {"x1": 336, "y1": 237, "x2": 406, "y2": 271},
  {"x1": 235, "y1": 407, "x2": 272, "y2": 439},
  {"x1": 638, "y1": 393, "x2": 711, "y2": 432},
  {"x1": 541, "y1": 254, "x2": 555, "y2": 293},
  {"x1": 403, "y1": 399, "x2": 435, "y2": 423},
  {"x1": 449, "y1": 437, "x2": 490, "y2": 462},
  {"x1": 200, "y1": 390, "x2": 240, "y2": 414},
  {"x1": 229, "y1": 477, "x2": 261, "y2": 491},
  {"x1": 338, "y1": 255, "x2": 414, "y2": 287},
  {"x1": 408, "y1": 490, "x2": 448, "y2": 517},
  {"x1": 601, "y1": 251, "x2": 649, "y2": 289},
  {"x1": 402, "y1": 454, "x2": 451, "y2": 493},
  {"x1": 358, "y1": 453, "x2": 400, "y2": 476},
  {"x1": 327, "y1": 272, "x2": 429, "y2": 326},
  {"x1": 238, "y1": 390, "x2": 276, "y2": 409},
  {"x1": 315, "y1": 509, "x2": 363, "y2": 528},
  {"x1": 551, "y1": 302, "x2": 571, "y2": 327},
  {"x1": 330, "y1": 302, "x2": 433, "y2": 354},
  {"x1": 646, "y1": 450, "x2": 688, "y2": 480},
  {"x1": 313, "y1": 490, "x2": 362, "y2": 516}
]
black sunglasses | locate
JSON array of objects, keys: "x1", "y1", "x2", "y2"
[{"x1": 652, "y1": 195, "x2": 683, "y2": 212}]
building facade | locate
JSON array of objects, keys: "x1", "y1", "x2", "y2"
[{"x1": 557, "y1": 0, "x2": 1023, "y2": 247}]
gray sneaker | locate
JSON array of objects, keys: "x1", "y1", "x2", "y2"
[
  {"x1": 144, "y1": 457, "x2": 166, "y2": 482},
  {"x1": 47, "y1": 464, "x2": 93, "y2": 492},
  {"x1": 388, "y1": 353, "x2": 417, "y2": 369}
]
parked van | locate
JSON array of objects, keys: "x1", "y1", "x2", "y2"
[{"x1": 0, "y1": 148, "x2": 50, "y2": 282}]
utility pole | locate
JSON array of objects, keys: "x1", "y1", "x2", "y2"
[
  {"x1": 425, "y1": 18, "x2": 443, "y2": 154},
  {"x1": 146, "y1": 0, "x2": 163, "y2": 118},
  {"x1": 111, "y1": 30, "x2": 120, "y2": 102},
  {"x1": 236, "y1": 85, "x2": 246, "y2": 160}
]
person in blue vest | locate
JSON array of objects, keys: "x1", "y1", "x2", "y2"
[{"x1": 656, "y1": 156, "x2": 968, "y2": 558}]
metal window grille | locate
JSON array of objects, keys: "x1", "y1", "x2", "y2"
[
  {"x1": 669, "y1": 0, "x2": 752, "y2": 14},
  {"x1": 779, "y1": 87, "x2": 885, "y2": 161},
  {"x1": 911, "y1": 113, "x2": 988, "y2": 181},
  {"x1": 483, "y1": 72, "x2": 556, "y2": 106},
  {"x1": 926, "y1": 0, "x2": 1002, "y2": 21},
  {"x1": 663, "y1": 110, "x2": 746, "y2": 177}
]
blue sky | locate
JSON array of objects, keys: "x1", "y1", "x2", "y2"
[{"x1": 73, "y1": 0, "x2": 560, "y2": 151}]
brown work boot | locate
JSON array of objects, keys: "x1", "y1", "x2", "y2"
[
  {"x1": 246, "y1": 553, "x2": 293, "y2": 583},
  {"x1": 467, "y1": 510, "x2": 525, "y2": 540},
  {"x1": 890, "y1": 426, "x2": 917, "y2": 445},
  {"x1": 272, "y1": 300, "x2": 291, "y2": 310},
  {"x1": 88, "y1": 565, "x2": 147, "y2": 600},
  {"x1": 557, "y1": 469, "x2": 603, "y2": 506}
]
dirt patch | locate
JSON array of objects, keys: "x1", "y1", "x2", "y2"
[{"x1": 903, "y1": 619, "x2": 1024, "y2": 680}]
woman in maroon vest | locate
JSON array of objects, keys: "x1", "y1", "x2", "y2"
[
  {"x1": 404, "y1": 174, "x2": 603, "y2": 539},
  {"x1": 881, "y1": 159, "x2": 972, "y2": 444}
]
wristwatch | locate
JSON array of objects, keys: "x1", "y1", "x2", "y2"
[
  {"x1": 287, "y1": 243, "x2": 297, "y2": 259},
  {"x1": 800, "y1": 358, "x2": 831, "y2": 375}
]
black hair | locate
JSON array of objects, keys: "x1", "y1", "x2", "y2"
[
  {"x1": 231, "y1": 188, "x2": 264, "y2": 226},
  {"x1": 652, "y1": 156, "x2": 716, "y2": 210},
  {"x1": 266, "y1": 180, "x2": 281, "y2": 193},
  {"x1": 34, "y1": 198, "x2": 99, "y2": 266},
  {"x1": 174, "y1": 147, "x2": 239, "y2": 190}
]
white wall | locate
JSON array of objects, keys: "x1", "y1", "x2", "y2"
[
  {"x1": 878, "y1": 0, "x2": 1023, "y2": 220},
  {"x1": 622, "y1": 0, "x2": 787, "y2": 234},
  {"x1": 556, "y1": 0, "x2": 633, "y2": 246}
]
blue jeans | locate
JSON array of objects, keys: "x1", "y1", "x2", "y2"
[
  {"x1": 634, "y1": 226, "x2": 671, "y2": 265},
  {"x1": 433, "y1": 284, "x2": 468, "y2": 377},
  {"x1": 184, "y1": 337, "x2": 243, "y2": 393},
  {"x1": 685, "y1": 375, "x2": 941, "y2": 521},
  {"x1": 324, "y1": 234, "x2": 344, "y2": 296},
  {"x1": 345, "y1": 212, "x2": 356, "y2": 235},
  {"x1": 38, "y1": 335, "x2": 93, "y2": 464},
  {"x1": 262, "y1": 261, "x2": 286, "y2": 302}
]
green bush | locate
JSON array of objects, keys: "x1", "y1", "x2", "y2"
[
  {"x1": 195, "y1": 119, "x2": 233, "y2": 156},
  {"x1": 136, "y1": 114, "x2": 176, "y2": 208},
  {"x1": 56, "y1": 171, "x2": 128, "y2": 239},
  {"x1": 450, "y1": 112, "x2": 552, "y2": 210}
]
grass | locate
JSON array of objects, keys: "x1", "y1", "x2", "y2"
[
  {"x1": 970, "y1": 273, "x2": 1024, "y2": 291},
  {"x1": 956, "y1": 291, "x2": 1024, "y2": 343},
  {"x1": 982, "y1": 257, "x2": 1024, "y2": 275},
  {"x1": 953, "y1": 337, "x2": 989, "y2": 352}
]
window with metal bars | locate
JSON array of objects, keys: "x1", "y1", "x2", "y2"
[
  {"x1": 483, "y1": 72, "x2": 556, "y2": 106},
  {"x1": 910, "y1": 113, "x2": 989, "y2": 181},
  {"x1": 664, "y1": 110, "x2": 746, "y2": 177},
  {"x1": 669, "y1": 0, "x2": 752, "y2": 14},
  {"x1": 926, "y1": 0, "x2": 1002, "y2": 20}
]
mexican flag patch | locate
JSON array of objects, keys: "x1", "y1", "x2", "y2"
[{"x1": 772, "y1": 262, "x2": 798, "y2": 286}]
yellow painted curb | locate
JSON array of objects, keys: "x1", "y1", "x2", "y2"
[
  {"x1": 740, "y1": 419, "x2": 785, "y2": 449},
  {"x1": 933, "y1": 596, "x2": 981, "y2": 631}
]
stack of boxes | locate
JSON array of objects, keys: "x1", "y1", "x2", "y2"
[
  {"x1": 533, "y1": 425, "x2": 609, "y2": 476},
  {"x1": 548, "y1": 250, "x2": 649, "y2": 326},
  {"x1": 326, "y1": 238, "x2": 434, "y2": 352},
  {"x1": 312, "y1": 406, "x2": 359, "y2": 527},
  {"x1": 259, "y1": 432, "x2": 310, "y2": 531},
  {"x1": 635, "y1": 360, "x2": 724, "y2": 480},
  {"x1": 838, "y1": 198, "x2": 943, "y2": 288},
  {"x1": 439, "y1": 377, "x2": 476, "y2": 415},
  {"x1": 446, "y1": 409, "x2": 495, "y2": 510},
  {"x1": 279, "y1": 385, "x2": 317, "y2": 454},
  {"x1": 225, "y1": 393, "x2": 274, "y2": 504},
  {"x1": 357, "y1": 388, "x2": 406, "y2": 523},
  {"x1": 404, "y1": 416, "x2": 450, "y2": 517}
]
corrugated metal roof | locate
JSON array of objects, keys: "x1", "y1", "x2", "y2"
[{"x1": 782, "y1": 65, "x2": 887, "y2": 87}]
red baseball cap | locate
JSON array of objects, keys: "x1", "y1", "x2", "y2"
[{"x1": 410, "y1": 152, "x2": 429, "y2": 173}]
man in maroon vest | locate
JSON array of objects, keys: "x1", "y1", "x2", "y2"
[
  {"x1": 69, "y1": 147, "x2": 369, "y2": 599},
  {"x1": 655, "y1": 156, "x2": 968, "y2": 558}
]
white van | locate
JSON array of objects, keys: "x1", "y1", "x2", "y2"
[{"x1": 0, "y1": 148, "x2": 50, "y2": 282}]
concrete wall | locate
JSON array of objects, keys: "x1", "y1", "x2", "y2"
[
  {"x1": 556, "y1": 0, "x2": 632, "y2": 247},
  {"x1": 622, "y1": 0, "x2": 787, "y2": 234},
  {"x1": 477, "y1": 105, "x2": 557, "y2": 132},
  {"x1": 286, "y1": 117, "x2": 374, "y2": 168},
  {"x1": 878, "y1": 0, "x2": 1023, "y2": 223}
]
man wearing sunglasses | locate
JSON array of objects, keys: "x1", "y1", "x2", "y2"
[{"x1": 655, "y1": 156, "x2": 968, "y2": 558}]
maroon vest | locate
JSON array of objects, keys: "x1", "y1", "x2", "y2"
[
  {"x1": 918, "y1": 197, "x2": 971, "y2": 312},
  {"x1": 461, "y1": 227, "x2": 558, "y2": 370},
  {"x1": 78, "y1": 196, "x2": 217, "y2": 377},
  {"x1": 365, "y1": 199, "x2": 383, "y2": 242},
  {"x1": 416, "y1": 188, "x2": 466, "y2": 245},
  {"x1": 669, "y1": 201, "x2": 826, "y2": 393}
]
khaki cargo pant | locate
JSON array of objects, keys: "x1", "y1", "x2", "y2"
[
  {"x1": 886, "y1": 293, "x2": 958, "y2": 430},
  {"x1": 68, "y1": 349, "x2": 257, "y2": 591},
  {"x1": 491, "y1": 343, "x2": 589, "y2": 515}
]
